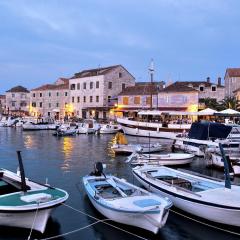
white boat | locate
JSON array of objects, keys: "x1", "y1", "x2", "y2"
[
  {"x1": 132, "y1": 158, "x2": 240, "y2": 227},
  {"x1": 0, "y1": 152, "x2": 69, "y2": 232},
  {"x1": 117, "y1": 111, "x2": 191, "y2": 139},
  {"x1": 76, "y1": 119, "x2": 100, "y2": 134},
  {"x1": 130, "y1": 153, "x2": 194, "y2": 166},
  {"x1": 83, "y1": 163, "x2": 172, "y2": 234},
  {"x1": 174, "y1": 122, "x2": 240, "y2": 156},
  {"x1": 53, "y1": 125, "x2": 76, "y2": 136},
  {"x1": 99, "y1": 123, "x2": 122, "y2": 134},
  {"x1": 0, "y1": 116, "x2": 17, "y2": 127},
  {"x1": 112, "y1": 143, "x2": 163, "y2": 154},
  {"x1": 22, "y1": 118, "x2": 58, "y2": 131}
]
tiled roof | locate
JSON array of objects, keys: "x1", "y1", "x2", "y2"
[
  {"x1": 0, "y1": 95, "x2": 6, "y2": 99},
  {"x1": 71, "y1": 65, "x2": 122, "y2": 78},
  {"x1": 118, "y1": 82, "x2": 164, "y2": 96},
  {"x1": 225, "y1": 68, "x2": 240, "y2": 78},
  {"x1": 162, "y1": 82, "x2": 199, "y2": 92},
  {"x1": 173, "y1": 81, "x2": 224, "y2": 88},
  {"x1": 32, "y1": 83, "x2": 69, "y2": 91},
  {"x1": 6, "y1": 85, "x2": 29, "y2": 93}
]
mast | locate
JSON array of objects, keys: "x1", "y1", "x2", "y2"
[
  {"x1": 16, "y1": 151, "x2": 28, "y2": 192},
  {"x1": 149, "y1": 59, "x2": 154, "y2": 110}
]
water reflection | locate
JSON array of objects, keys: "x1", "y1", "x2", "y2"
[
  {"x1": 23, "y1": 135, "x2": 36, "y2": 149},
  {"x1": 61, "y1": 137, "x2": 74, "y2": 172}
]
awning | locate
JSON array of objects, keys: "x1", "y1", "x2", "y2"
[
  {"x1": 138, "y1": 110, "x2": 198, "y2": 116},
  {"x1": 197, "y1": 108, "x2": 218, "y2": 116},
  {"x1": 52, "y1": 108, "x2": 60, "y2": 112}
]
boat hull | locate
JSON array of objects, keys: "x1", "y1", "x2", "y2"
[
  {"x1": 86, "y1": 190, "x2": 168, "y2": 234},
  {"x1": 0, "y1": 208, "x2": 52, "y2": 233},
  {"x1": 133, "y1": 171, "x2": 240, "y2": 227}
]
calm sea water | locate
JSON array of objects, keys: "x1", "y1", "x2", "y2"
[{"x1": 0, "y1": 127, "x2": 239, "y2": 240}]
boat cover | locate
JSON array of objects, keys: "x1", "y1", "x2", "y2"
[{"x1": 188, "y1": 122, "x2": 232, "y2": 140}]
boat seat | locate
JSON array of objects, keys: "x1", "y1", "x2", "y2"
[
  {"x1": 0, "y1": 176, "x2": 31, "y2": 191},
  {"x1": 133, "y1": 199, "x2": 161, "y2": 208},
  {"x1": 157, "y1": 176, "x2": 192, "y2": 190}
]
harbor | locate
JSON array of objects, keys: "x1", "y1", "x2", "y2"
[{"x1": 0, "y1": 126, "x2": 240, "y2": 240}]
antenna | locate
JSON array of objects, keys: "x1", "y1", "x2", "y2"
[{"x1": 148, "y1": 59, "x2": 154, "y2": 110}]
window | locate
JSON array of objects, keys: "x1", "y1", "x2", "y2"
[
  {"x1": 39, "y1": 102, "x2": 42, "y2": 108},
  {"x1": 90, "y1": 82, "x2": 94, "y2": 89},
  {"x1": 12, "y1": 94, "x2": 15, "y2": 98},
  {"x1": 49, "y1": 103, "x2": 51, "y2": 108},
  {"x1": 12, "y1": 102, "x2": 15, "y2": 107},
  {"x1": 77, "y1": 83, "x2": 80, "y2": 90},
  {"x1": 40, "y1": 93, "x2": 42, "y2": 97},
  {"x1": 212, "y1": 86, "x2": 216, "y2": 92},
  {"x1": 33, "y1": 93, "x2": 36, "y2": 97},
  {"x1": 72, "y1": 97, "x2": 75, "y2": 103},
  {"x1": 83, "y1": 82, "x2": 86, "y2": 89},
  {"x1": 70, "y1": 84, "x2": 76, "y2": 90},
  {"x1": 77, "y1": 96, "x2": 80, "y2": 103},
  {"x1": 122, "y1": 83, "x2": 126, "y2": 91},
  {"x1": 119, "y1": 72, "x2": 122, "y2": 78},
  {"x1": 48, "y1": 92, "x2": 51, "y2": 97},
  {"x1": 199, "y1": 86, "x2": 204, "y2": 92},
  {"x1": 96, "y1": 96, "x2": 99, "y2": 102},
  {"x1": 65, "y1": 92, "x2": 68, "y2": 96},
  {"x1": 90, "y1": 96, "x2": 93, "y2": 102},
  {"x1": 108, "y1": 82, "x2": 112, "y2": 89},
  {"x1": 32, "y1": 102, "x2": 36, "y2": 107},
  {"x1": 123, "y1": 97, "x2": 129, "y2": 105},
  {"x1": 134, "y1": 96, "x2": 140, "y2": 104},
  {"x1": 108, "y1": 96, "x2": 111, "y2": 102},
  {"x1": 56, "y1": 103, "x2": 59, "y2": 107},
  {"x1": 56, "y1": 92, "x2": 59, "y2": 97},
  {"x1": 20, "y1": 102, "x2": 26, "y2": 107},
  {"x1": 146, "y1": 96, "x2": 151, "y2": 105},
  {"x1": 96, "y1": 81, "x2": 99, "y2": 88},
  {"x1": 83, "y1": 96, "x2": 86, "y2": 103}
]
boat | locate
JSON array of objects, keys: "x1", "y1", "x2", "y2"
[
  {"x1": 132, "y1": 144, "x2": 240, "y2": 227},
  {"x1": 99, "y1": 123, "x2": 122, "y2": 134},
  {"x1": 117, "y1": 110, "x2": 192, "y2": 139},
  {"x1": 130, "y1": 153, "x2": 194, "y2": 166},
  {"x1": 83, "y1": 162, "x2": 172, "y2": 234},
  {"x1": 76, "y1": 119, "x2": 100, "y2": 134},
  {"x1": 174, "y1": 122, "x2": 240, "y2": 156},
  {"x1": 53, "y1": 125, "x2": 76, "y2": 136},
  {"x1": 0, "y1": 151, "x2": 68, "y2": 232},
  {"x1": 0, "y1": 116, "x2": 17, "y2": 127},
  {"x1": 111, "y1": 132, "x2": 163, "y2": 154},
  {"x1": 22, "y1": 118, "x2": 58, "y2": 131}
]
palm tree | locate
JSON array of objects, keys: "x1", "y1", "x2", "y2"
[
  {"x1": 200, "y1": 97, "x2": 221, "y2": 110},
  {"x1": 220, "y1": 96, "x2": 240, "y2": 110}
]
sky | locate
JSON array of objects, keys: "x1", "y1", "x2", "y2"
[{"x1": 0, "y1": 0, "x2": 240, "y2": 93}]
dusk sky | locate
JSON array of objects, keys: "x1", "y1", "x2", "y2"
[{"x1": 0, "y1": 0, "x2": 240, "y2": 93}]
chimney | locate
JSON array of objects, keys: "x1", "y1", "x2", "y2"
[
  {"x1": 206, "y1": 77, "x2": 210, "y2": 83},
  {"x1": 218, "y1": 77, "x2": 221, "y2": 86}
]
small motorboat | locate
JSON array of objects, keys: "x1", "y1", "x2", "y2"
[
  {"x1": 83, "y1": 162, "x2": 172, "y2": 234},
  {"x1": 0, "y1": 151, "x2": 69, "y2": 232},
  {"x1": 130, "y1": 153, "x2": 194, "y2": 166},
  {"x1": 99, "y1": 123, "x2": 122, "y2": 134},
  {"x1": 53, "y1": 125, "x2": 76, "y2": 136},
  {"x1": 132, "y1": 144, "x2": 240, "y2": 227},
  {"x1": 112, "y1": 133, "x2": 163, "y2": 154},
  {"x1": 76, "y1": 119, "x2": 100, "y2": 134}
]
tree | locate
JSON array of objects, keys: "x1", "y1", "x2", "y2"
[
  {"x1": 199, "y1": 98, "x2": 221, "y2": 110},
  {"x1": 220, "y1": 96, "x2": 240, "y2": 110}
]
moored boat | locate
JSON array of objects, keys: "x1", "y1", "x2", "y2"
[
  {"x1": 76, "y1": 119, "x2": 100, "y2": 134},
  {"x1": 0, "y1": 151, "x2": 69, "y2": 232},
  {"x1": 132, "y1": 147, "x2": 240, "y2": 227},
  {"x1": 99, "y1": 123, "x2": 122, "y2": 134},
  {"x1": 130, "y1": 153, "x2": 194, "y2": 166},
  {"x1": 83, "y1": 162, "x2": 172, "y2": 234}
]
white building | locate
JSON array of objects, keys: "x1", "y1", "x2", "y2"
[
  {"x1": 5, "y1": 86, "x2": 30, "y2": 116},
  {"x1": 70, "y1": 65, "x2": 135, "y2": 119}
]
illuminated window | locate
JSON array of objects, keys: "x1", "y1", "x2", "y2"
[
  {"x1": 123, "y1": 97, "x2": 129, "y2": 105},
  {"x1": 134, "y1": 96, "x2": 140, "y2": 104}
]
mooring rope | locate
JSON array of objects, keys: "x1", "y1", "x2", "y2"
[
  {"x1": 169, "y1": 208, "x2": 240, "y2": 236},
  {"x1": 27, "y1": 203, "x2": 39, "y2": 240},
  {"x1": 38, "y1": 219, "x2": 109, "y2": 240}
]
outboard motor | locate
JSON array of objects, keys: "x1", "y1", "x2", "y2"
[{"x1": 90, "y1": 162, "x2": 106, "y2": 177}]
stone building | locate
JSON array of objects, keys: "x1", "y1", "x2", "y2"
[
  {"x1": 158, "y1": 82, "x2": 199, "y2": 112},
  {"x1": 30, "y1": 78, "x2": 70, "y2": 119},
  {"x1": 5, "y1": 86, "x2": 30, "y2": 116},
  {"x1": 70, "y1": 65, "x2": 135, "y2": 119},
  {"x1": 0, "y1": 95, "x2": 6, "y2": 114},
  {"x1": 224, "y1": 68, "x2": 240, "y2": 97},
  {"x1": 117, "y1": 82, "x2": 164, "y2": 116}
]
